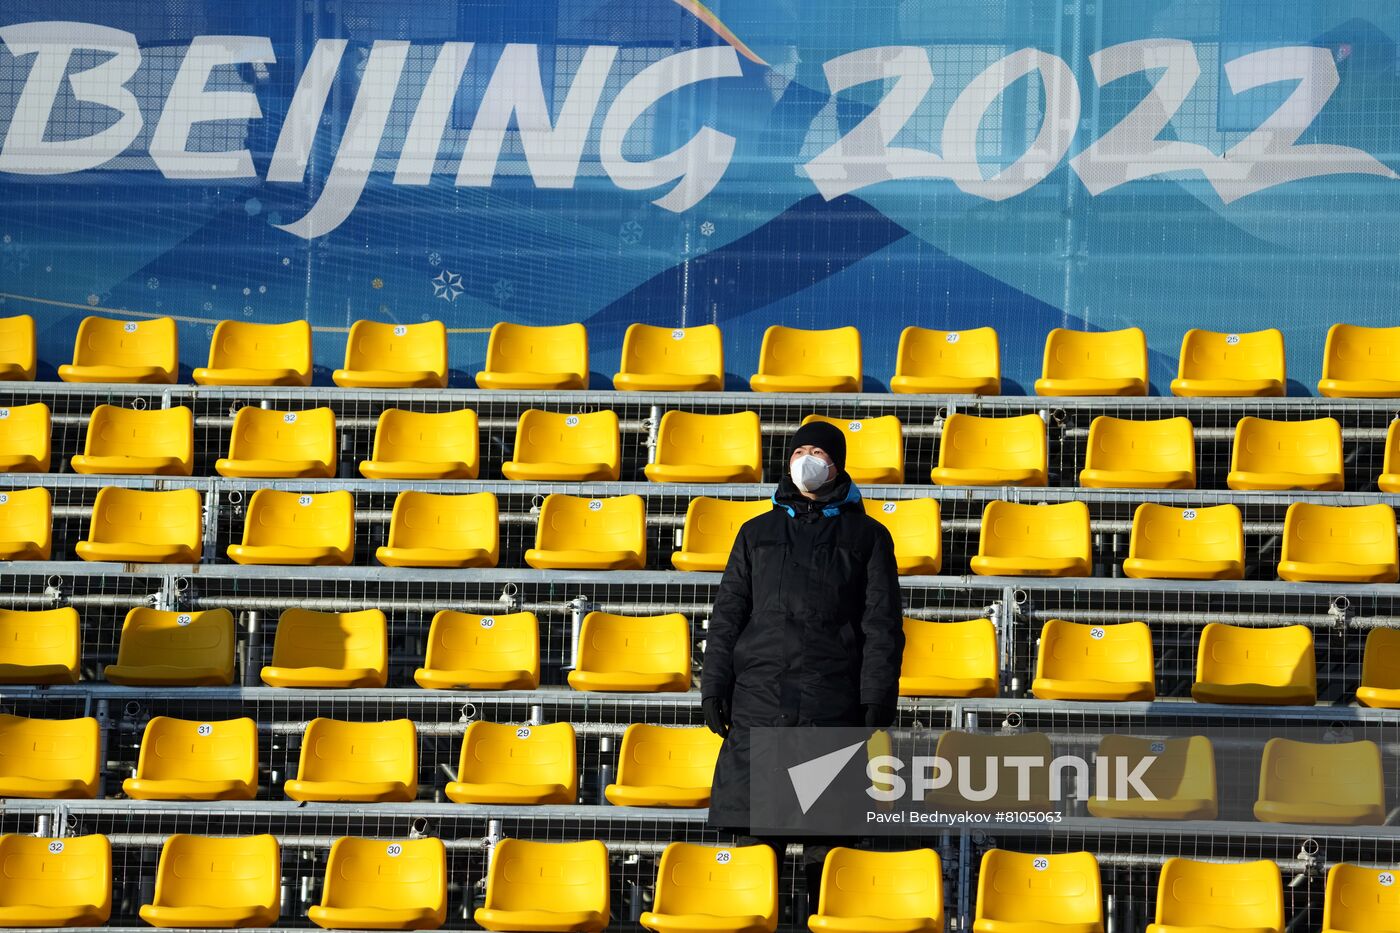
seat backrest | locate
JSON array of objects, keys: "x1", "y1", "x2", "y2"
[
  {"x1": 576, "y1": 612, "x2": 689, "y2": 675},
  {"x1": 0, "y1": 402, "x2": 50, "y2": 461},
  {"x1": 679, "y1": 498, "x2": 770, "y2": 557},
  {"x1": 320, "y1": 837, "x2": 444, "y2": 912},
  {"x1": 208, "y1": 320, "x2": 311, "y2": 375},
  {"x1": 1196, "y1": 623, "x2": 1315, "y2": 689},
  {"x1": 484, "y1": 838, "x2": 608, "y2": 915},
  {"x1": 979, "y1": 501, "x2": 1091, "y2": 564},
  {"x1": 1037, "y1": 619, "x2": 1153, "y2": 685},
  {"x1": 1085, "y1": 417, "x2": 1195, "y2": 477},
  {"x1": 242, "y1": 489, "x2": 354, "y2": 551},
  {"x1": 940, "y1": 413, "x2": 1045, "y2": 473},
  {"x1": 423, "y1": 610, "x2": 538, "y2": 674},
  {"x1": 485, "y1": 322, "x2": 588, "y2": 377},
  {"x1": 0, "y1": 487, "x2": 52, "y2": 554},
  {"x1": 620, "y1": 323, "x2": 722, "y2": 378},
  {"x1": 1042, "y1": 328, "x2": 1145, "y2": 382},
  {"x1": 900, "y1": 618, "x2": 997, "y2": 683},
  {"x1": 1233, "y1": 417, "x2": 1343, "y2": 475},
  {"x1": 1178, "y1": 329, "x2": 1285, "y2": 384},
  {"x1": 270, "y1": 608, "x2": 386, "y2": 672},
  {"x1": 371, "y1": 409, "x2": 478, "y2": 469},
  {"x1": 933, "y1": 733, "x2": 1054, "y2": 809},
  {"x1": 652, "y1": 842, "x2": 776, "y2": 920},
  {"x1": 1322, "y1": 323, "x2": 1400, "y2": 382},
  {"x1": 1324, "y1": 863, "x2": 1400, "y2": 933},
  {"x1": 457, "y1": 721, "x2": 576, "y2": 789},
  {"x1": 864, "y1": 499, "x2": 941, "y2": 567},
  {"x1": 802, "y1": 415, "x2": 903, "y2": 481},
  {"x1": 0, "y1": 605, "x2": 76, "y2": 671},
  {"x1": 0, "y1": 834, "x2": 110, "y2": 912},
  {"x1": 536, "y1": 494, "x2": 646, "y2": 556},
  {"x1": 228, "y1": 407, "x2": 336, "y2": 466},
  {"x1": 656, "y1": 411, "x2": 761, "y2": 471},
  {"x1": 72, "y1": 316, "x2": 177, "y2": 373},
  {"x1": 1154, "y1": 858, "x2": 1282, "y2": 931},
  {"x1": 87, "y1": 487, "x2": 202, "y2": 553},
  {"x1": 1094, "y1": 735, "x2": 1216, "y2": 804},
  {"x1": 896, "y1": 326, "x2": 998, "y2": 382},
  {"x1": 387, "y1": 491, "x2": 498, "y2": 556},
  {"x1": 84, "y1": 404, "x2": 192, "y2": 465},
  {"x1": 512, "y1": 409, "x2": 618, "y2": 468},
  {"x1": 1282, "y1": 502, "x2": 1397, "y2": 566},
  {"x1": 757, "y1": 325, "x2": 861, "y2": 381},
  {"x1": 0, "y1": 714, "x2": 99, "y2": 786},
  {"x1": 343, "y1": 320, "x2": 446, "y2": 375},
  {"x1": 154, "y1": 834, "x2": 279, "y2": 913},
  {"x1": 0, "y1": 315, "x2": 35, "y2": 379},
  {"x1": 1361, "y1": 627, "x2": 1400, "y2": 692},
  {"x1": 135, "y1": 716, "x2": 258, "y2": 785},
  {"x1": 114, "y1": 608, "x2": 235, "y2": 674},
  {"x1": 1130, "y1": 503, "x2": 1242, "y2": 564},
  {"x1": 976, "y1": 850, "x2": 1101, "y2": 925},
  {"x1": 1258, "y1": 738, "x2": 1383, "y2": 808},
  {"x1": 615, "y1": 724, "x2": 721, "y2": 791},
  {"x1": 297, "y1": 718, "x2": 416, "y2": 787},
  {"x1": 819, "y1": 847, "x2": 942, "y2": 920}
]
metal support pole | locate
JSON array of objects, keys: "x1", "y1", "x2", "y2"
[
  {"x1": 242, "y1": 611, "x2": 262, "y2": 687},
  {"x1": 644, "y1": 405, "x2": 662, "y2": 465},
  {"x1": 565, "y1": 596, "x2": 592, "y2": 672}
]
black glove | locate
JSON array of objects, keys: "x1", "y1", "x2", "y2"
[
  {"x1": 863, "y1": 702, "x2": 896, "y2": 728},
  {"x1": 702, "y1": 696, "x2": 732, "y2": 738}
]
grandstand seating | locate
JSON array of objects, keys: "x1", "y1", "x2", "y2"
[
  {"x1": 1172, "y1": 328, "x2": 1287, "y2": 397},
  {"x1": 1323, "y1": 863, "x2": 1400, "y2": 933},
  {"x1": 477, "y1": 322, "x2": 589, "y2": 390},
  {"x1": 360, "y1": 408, "x2": 480, "y2": 479},
  {"x1": 808, "y1": 847, "x2": 943, "y2": 932},
  {"x1": 1147, "y1": 858, "x2": 1283, "y2": 933},
  {"x1": 0, "y1": 486, "x2": 52, "y2": 560},
  {"x1": 216, "y1": 406, "x2": 337, "y2": 478},
  {"x1": 1356, "y1": 627, "x2": 1400, "y2": 708},
  {"x1": 58, "y1": 316, "x2": 178, "y2": 384},
  {"x1": 892, "y1": 325, "x2": 1000, "y2": 395},
  {"x1": 1228, "y1": 416, "x2": 1345, "y2": 491},
  {"x1": 671, "y1": 496, "x2": 769, "y2": 571},
  {"x1": 476, "y1": 838, "x2": 610, "y2": 932},
  {"x1": 1036, "y1": 327, "x2": 1147, "y2": 396},
  {"x1": 377, "y1": 490, "x2": 499, "y2": 568},
  {"x1": 865, "y1": 497, "x2": 942, "y2": 574},
  {"x1": 76, "y1": 487, "x2": 203, "y2": 563},
  {"x1": 971, "y1": 500, "x2": 1091, "y2": 576},
  {"x1": 931, "y1": 413, "x2": 1047, "y2": 486},
  {"x1": 750, "y1": 324, "x2": 861, "y2": 393},
  {"x1": 1031, "y1": 619, "x2": 1155, "y2": 701},
  {"x1": 260, "y1": 608, "x2": 389, "y2": 688},
  {"x1": 0, "y1": 314, "x2": 35, "y2": 381},
  {"x1": 0, "y1": 606, "x2": 78, "y2": 683},
  {"x1": 801, "y1": 414, "x2": 904, "y2": 484},
  {"x1": 1278, "y1": 502, "x2": 1400, "y2": 583},
  {"x1": 973, "y1": 850, "x2": 1103, "y2": 933},
  {"x1": 445, "y1": 720, "x2": 577, "y2": 804},
  {"x1": 140, "y1": 834, "x2": 281, "y2": 928},
  {"x1": 615, "y1": 323, "x2": 724, "y2": 391},
  {"x1": 605, "y1": 724, "x2": 721, "y2": 808},
  {"x1": 333, "y1": 320, "x2": 448, "y2": 389},
  {"x1": 1254, "y1": 738, "x2": 1385, "y2": 826},
  {"x1": 227, "y1": 489, "x2": 355, "y2": 565},
  {"x1": 1319, "y1": 323, "x2": 1400, "y2": 397},
  {"x1": 193, "y1": 319, "x2": 313, "y2": 387},
  {"x1": 1191, "y1": 623, "x2": 1317, "y2": 705},
  {"x1": 525, "y1": 493, "x2": 646, "y2": 570},
  {"x1": 0, "y1": 714, "x2": 100, "y2": 798},
  {"x1": 307, "y1": 836, "x2": 446, "y2": 930},
  {"x1": 640, "y1": 842, "x2": 778, "y2": 933},
  {"x1": 71, "y1": 404, "x2": 194, "y2": 476},
  {"x1": 566, "y1": 611, "x2": 691, "y2": 692},
  {"x1": 0, "y1": 402, "x2": 50, "y2": 472},
  {"x1": 283, "y1": 717, "x2": 417, "y2": 802},
  {"x1": 1079, "y1": 416, "x2": 1195, "y2": 489},
  {"x1": 413, "y1": 609, "x2": 541, "y2": 690},
  {"x1": 898, "y1": 618, "x2": 998, "y2": 697},
  {"x1": 502, "y1": 408, "x2": 621, "y2": 481},
  {"x1": 122, "y1": 716, "x2": 259, "y2": 801},
  {"x1": 1122, "y1": 503, "x2": 1244, "y2": 580},
  {"x1": 1086, "y1": 735, "x2": 1218, "y2": 820},
  {"x1": 104, "y1": 607, "x2": 236, "y2": 686},
  {"x1": 646, "y1": 411, "x2": 763, "y2": 483},
  {"x1": 0, "y1": 834, "x2": 111, "y2": 927}
]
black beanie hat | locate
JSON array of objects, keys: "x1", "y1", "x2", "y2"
[{"x1": 789, "y1": 420, "x2": 847, "y2": 472}]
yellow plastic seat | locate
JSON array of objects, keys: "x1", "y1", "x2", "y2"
[
  {"x1": 801, "y1": 415, "x2": 904, "y2": 484},
  {"x1": 309, "y1": 837, "x2": 445, "y2": 930},
  {"x1": 645, "y1": 411, "x2": 762, "y2": 483},
  {"x1": 194, "y1": 319, "x2": 313, "y2": 386},
  {"x1": 1123, "y1": 504, "x2": 1244, "y2": 581},
  {"x1": 216, "y1": 406, "x2": 336, "y2": 478},
  {"x1": 285, "y1": 718, "x2": 417, "y2": 803},
  {"x1": 640, "y1": 842, "x2": 777, "y2": 933},
  {"x1": 1191, "y1": 623, "x2": 1316, "y2": 706},
  {"x1": 0, "y1": 834, "x2": 110, "y2": 927},
  {"x1": 671, "y1": 497, "x2": 770, "y2": 571},
  {"x1": 334, "y1": 320, "x2": 447, "y2": 388},
  {"x1": 865, "y1": 499, "x2": 941, "y2": 575},
  {"x1": 71, "y1": 404, "x2": 193, "y2": 476},
  {"x1": 475, "y1": 838, "x2": 609, "y2": 932},
  {"x1": 75, "y1": 487, "x2": 202, "y2": 564},
  {"x1": 0, "y1": 607, "x2": 78, "y2": 684},
  {"x1": 1278, "y1": 502, "x2": 1399, "y2": 583},
  {"x1": 1087, "y1": 735, "x2": 1218, "y2": 821},
  {"x1": 122, "y1": 716, "x2": 258, "y2": 801},
  {"x1": 501, "y1": 409, "x2": 620, "y2": 481},
  {"x1": 1032, "y1": 619, "x2": 1155, "y2": 701},
  {"x1": 476, "y1": 321, "x2": 588, "y2": 390},
  {"x1": 414, "y1": 610, "x2": 540, "y2": 690},
  {"x1": 1172, "y1": 329, "x2": 1286, "y2": 398},
  {"x1": 926, "y1": 733, "x2": 1053, "y2": 813},
  {"x1": 931, "y1": 413, "x2": 1046, "y2": 487},
  {"x1": 899, "y1": 618, "x2": 997, "y2": 698},
  {"x1": 0, "y1": 315, "x2": 35, "y2": 380},
  {"x1": 1036, "y1": 328, "x2": 1147, "y2": 397},
  {"x1": 0, "y1": 487, "x2": 52, "y2": 561},
  {"x1": 809, "y1": 847, "x2": 943, "y2": 933},
  {"x1": 892, "y1": 325, "x2": 1000, "y2": 395},
  {"x1": 260, "y1": 608, "x2": 388, "y2": 688},
  {"x1": 377, "y1": 491, "x2": 498, "y2": 568},
  {"x1": 749, "y1": 325, "x2": 861, "y2": 393},
  {"x1": 567, "y1": 611, "x2": 690, "y2": 692},
  {"x1": 227, "y1": 489, "x2": 354, "y2": 566},
  {"x1": 0, "y1": 715, "x2": 99, "y2": 799},
  {"x1": 1319, "y1": 323, "x2": 1400, "y2": 397},
  {"x1": 971, "y1": 501, "x2": 1091, "y2": 577},
  {"x1": 1323, "y1": 863, "x2": 1400, "y2": 933},
  {"x1": 360, "y1": 408, "x2": 479, "y2": 480},
  {"x1": 526, "y1": 494, "x2": 646, "y2": 570},
  {"x1": 1080, "y1": 416, "x2": 1196, "y2": 489},
  {"x1": 141, "y1": 834, "x2": 280, "y2": 928},
  {"x1": 974, "y1": 850, "x2": 1102, "y2": 933},
  {"x1": 1147, "y1": 858, "x2": 1282, "y2": 933},
  {"x1": 1254, "y1": 738, "x2": 1384, "y2": 826},
  {"x1": 104, "y1": 607, "x2": 236, "y2": 686},
  {"x1": 1380, "y1": 421, "x2": 1400, "y2": 493},
  {"x1": 59, "y1": 315, "x2": 178, "y2": 383},
  {"x1": 605, "y1": 724, "x2": 722, "y2": 808},
  {"x1": 1357, "y1": 627, "x2": 1400, "y2": 708},
  {"x1": 445, "y1": 721, "x2": 577, "y2": 804},
  {"x1": 1228, "y1": 417, "x2": 1344, "y2": 491},
  {"x1": 0, "y1": 403, "x2": 50, "y2": 472},
  {"x1": 615, "y1": 323, "x2": 724, "y2": 392}
]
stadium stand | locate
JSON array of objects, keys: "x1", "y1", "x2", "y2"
[
  {"x1": 193, "y1": 320, "x2": 314, "y2": 387},
  {"x1": 0, "y1": 401, "x2": 51, "y2": 472},
  {"x1": 891, "y1": 326, "x2": 1000, "y2": 396},
  {"x1": 614, "y1": 324, "x2": 724, "y2": 392},
  {"x1": 1171, "y1": 329, "x2": 1287, "y2": 398},
  {"x1": 216, "y1": 406, "x2": 338, "y2": 479},
  {"x1": 0, "y1": 314, "x2": 36, "y2": 382},
  {"x1": 476, "y1": 322, "x2": 589, "y2": 391}
]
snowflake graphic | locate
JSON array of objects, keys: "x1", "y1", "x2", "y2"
[
  {"x1": 0, "y1": 236, "x2": 30, "y2": 275},
  {"x1": 619, "y1": 220, "x2": 643, "y2": 245},
  {"x1": 281, "y1": 257, "x2": 291, "y2": 267},
  {"x1": 203, "y1": 301, "x2": 213, "y2": 312},
  {"x1": 432, "y1": 270, "x2": 464, "y2": 302},
  {"x1": 427, "y1": 251, "x2": 442, "y2": 268},
  {"x1": 700, "y1": 221, "x2": 716, "y2": 237},
  {"x1": 86, "y1": 294, "x2": 100, "y2": 307},
  {"x1": 146, "y1": 277, "x2": 159, "y2": 290},
  {"x1": 371, "y1": 277, "x2": 384, "y2": 290},
  {"x1": 494, "y1": 279, "x2": 515, "y2": 303}
]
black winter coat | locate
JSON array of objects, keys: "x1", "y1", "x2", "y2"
[{"x1": 701, "y1": 472, "x2": 904, "y2": 831}]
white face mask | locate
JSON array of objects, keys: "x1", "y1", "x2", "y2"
[{"x1": 790, "y1": 454, "x2": 831, "y2": 493}]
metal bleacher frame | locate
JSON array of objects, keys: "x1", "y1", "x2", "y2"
[{"x1": 2, "y1": 380, "x2": 1400, "y2": 931}]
